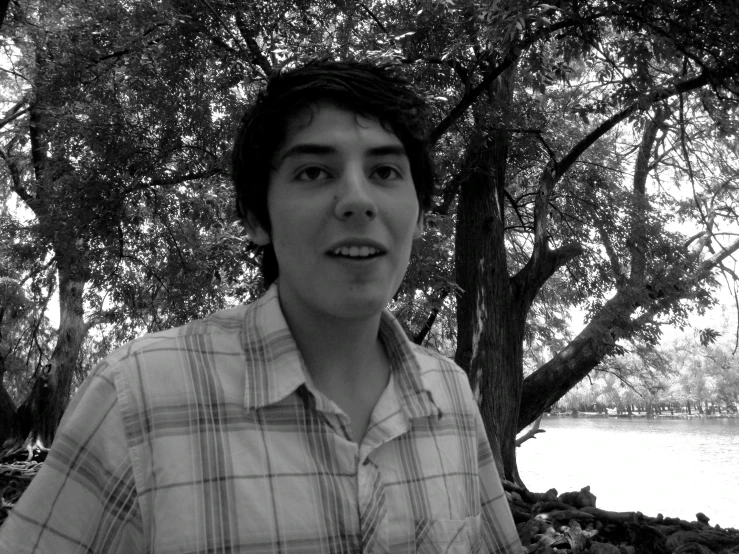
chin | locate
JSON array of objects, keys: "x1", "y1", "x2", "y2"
[{"x1": 327, "y1": 293, "x2": 390, "y2": 320}]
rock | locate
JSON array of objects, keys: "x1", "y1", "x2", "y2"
[
  {"x1": 540, "y1": 500, "x2": 579, "y2": 512},
  {"x1": 672, "y1": 544, "x2": 715, "y2": 554},
  {"x1": 532, "y1": 526, "x2": 569, "y2": 550},
  {"x1": 545, "y1": 509, "x2": 595, "y2": 523},
  {"x1": 517, "y1": 518, "x2": 545, "y2": 546},
  {"x1": 529, "y1": 488, "x2": 558, "y2": 502},
  {"x1": 581, "y1": 507, "x2": 640, "y2": 524},
  {"x1": 696, "y1": 512, "x2": 710, "y2": 524},
  {"x1": 563, "y1": 520, "x2": 588, "y2": 553},
  {"x1": 558, "y1": 490, "x2": 580, "y2": 506},
  {"x1": 666, "y1": 529, "x2": 739, "y2": 552},
  {"x1": 589, "y1": 542, "x2": 621, "y2": 554},
  {"x1": 559, "y1": 486, "x2": 597, "y2": 509},
  {"x1": 509, "y1": 484, "x2": 739, "y2": 554}
]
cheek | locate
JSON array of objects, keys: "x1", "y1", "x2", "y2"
[
  {"x1": 389, "y1": 198, "x2": 421, "y2": 239},
  {"x1": 267, "y1": 201, "x2": 315, "y2": 253}
]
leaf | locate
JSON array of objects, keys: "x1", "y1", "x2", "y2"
[{"x1": 698, "y1": 328, "x2": 721, "y2": 347}]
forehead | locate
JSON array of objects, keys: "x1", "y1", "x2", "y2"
[{"x1": 278, "y1": 102, "x2": 403, "y2": 150}]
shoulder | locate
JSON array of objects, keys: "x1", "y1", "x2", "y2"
[
  {"x1": 104, "y1": 303, "x2": 251, "y2": 366},
  {"x1": 89, "y1": 303, "x2": 256, "y2": 418},
  {"x1": 410, "y1": 343, "x2": 477, "y2": 413}
]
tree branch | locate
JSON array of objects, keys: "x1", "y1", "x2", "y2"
[
  {"x1": 515, "y1": 413, "x2": 545, "y2": 447},
  {"x1": 517, "y1": 72, "x2": 715, "y2": 302},
  {"x1": 144, "y1": 167, "x2": 221, "y2": 188},
  {"x1": 0, "y1": 144, "x2": 31, "y2": 203},
  {"x1": 234, "y1": 11, "x2": 272, "y2": 76},
  {"x1": 413, "y1": 288, "x2": 450, "y2": 345},
  {"x1": 359, "y1": 3, "x2": 387, "y2": 33},
  {"x1": 428, "y1": 18, "x2": 587, "y2": 145},
  {"x1": 554, "y1": 72, "x2": 713, "y2": 181},
  {"x1": 0, "y1": 96, "x2": 29, "y2": 131},
  {"x1": 629, "y1": 109, "x2": 666, "y2": 286},
  {"x1": 83, "y1": 310, "x2": 121, "y2": 334},
  {"x1": 595, "y1": 220, "x2": 625, "y2": 283}
]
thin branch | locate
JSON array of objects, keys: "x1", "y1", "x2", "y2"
[
  {"x1": 0, "y1": 95, "x2": 30, "y2": 130},
  {"x1": 144, "y1": 167, "x2": 221, "y2": 188},
  {"x1": 198, "y1": 0, "x2": 266, "y2": 76},
  {"x1": 555, "y1": 71, "x2": 713, "y2": 181},
  {"x1": 429, "y1": 18, "x2": 587, "y2": 145},
  {"x1": 504, "y1": 189, "x2": 526, "y2": 228},
  {"x1": 597, "y1": 367, "x2": 644, "y2": 397},
  {"x1": 234, "y1": 10, "x2": 272, "y2": 76},
  {"x1": 595, "y1": 220, "x2": 624, "y2": 282},
  {"x1": 683, "y1": 230, "x2": 706, "y2": 249},
  {"x1": 0, "y1": 66, "x2": 31, "y2": 83},
  {"x1": 515, "y1": 413, "x2": 545, "y2": 447},
  {"x1": 359, "y1": 3, "x2": 387, "y2": 33},
  {"x1": 679, "y1": 73, "x2": 706, "y2": 226},
  {"x1": 0, "y1": 144, "x2": 31, "y2": 203},
  {"x1": 413, "y1": 288, "x2": 450, "y2": 345}
]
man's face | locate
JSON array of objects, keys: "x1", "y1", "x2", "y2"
[{"x1": 249, "y1": 103, "x2": 422, "y2": 322}]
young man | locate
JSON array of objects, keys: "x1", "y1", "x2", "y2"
[{"x1": 0, "y1": 60, "x2": 522, "y2": 553}]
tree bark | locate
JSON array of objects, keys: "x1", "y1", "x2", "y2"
[
  {"x1": 453, "y1": 67, "x2": 530, "y2": 484},
  {"x1": 0, "y1": 371, "x2": 17, "y2": 446},
  {"x1": 454, "y1": 132, "x2": 527, "y2": 483},
  {"x1": 14, "y1": 258, "x2": 88, "y2": 447}
]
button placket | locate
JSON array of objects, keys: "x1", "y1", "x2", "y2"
[{"x1": 358, "y1": 456, "x2": 387, "y2": 553}]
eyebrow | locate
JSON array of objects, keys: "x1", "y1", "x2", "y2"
[{"x1": 276, "y1": 144, "x2": 408, "y2": 166}]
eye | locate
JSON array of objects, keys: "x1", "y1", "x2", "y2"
[
  {"x1": 295, "y1": 166, "x2": 330, "y2": 181},
  {"x1": 371, "y1": 165, "x2": 402, "y2": 180}
]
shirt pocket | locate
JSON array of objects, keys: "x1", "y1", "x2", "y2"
[{"x1": 415, "y1": 514, "x2": 482, "y2": 554}]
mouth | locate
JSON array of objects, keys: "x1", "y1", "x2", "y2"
[{"x1": 327, "y1": 243, "x2": 386, "y2": 260}]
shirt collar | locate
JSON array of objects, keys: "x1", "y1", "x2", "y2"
[{"x1": 241, "y1": 283, "x2": 441, "y2": 420}]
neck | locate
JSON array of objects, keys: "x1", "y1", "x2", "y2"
[{"x1": 276, "y1": 287, "x2": 387, "y2": 391}]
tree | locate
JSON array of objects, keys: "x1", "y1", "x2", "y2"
[
  {"x1": 2, "y1": 0, "x2": 738, "y2": 490},
  {"x1": 0, "y1": 0, "x2": 261, "y2": 449}
]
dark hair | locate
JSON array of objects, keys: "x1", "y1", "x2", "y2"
[{"x1": 232, "y1": 59, "x2": 435, "y2": 287}]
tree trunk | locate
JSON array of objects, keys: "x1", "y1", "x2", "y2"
[
  {"x1": 454, "y1": 66, "x2": 527, "y2": 484},
  {"x1": 454, "y1": 129, "x2": 526, "y2": 484},
  {"x1": 0, "y1": 371, "x2": 17, "y2": 447},
  {"x1": 15, "y1": 261, "x2": 87, "y2": 447}
]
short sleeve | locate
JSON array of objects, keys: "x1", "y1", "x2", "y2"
[
  {"x1": 0, "y1": 362, "x2": 144, "y2": 554},
  {"x1": 475, "y1": 408, "x2": 524, "y2": 554}
]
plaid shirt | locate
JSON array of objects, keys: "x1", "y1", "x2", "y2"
[{"x1": 0, "y1": 285, "x2": 522, "y2": 553}]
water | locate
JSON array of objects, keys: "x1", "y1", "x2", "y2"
[{"x1": 516, "y1": 415, "x2": 739, "y2": 529}]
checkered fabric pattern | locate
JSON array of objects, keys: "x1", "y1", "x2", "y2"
[{"x1": 0, "y1": 285, "x2": 522, "y2": 553}]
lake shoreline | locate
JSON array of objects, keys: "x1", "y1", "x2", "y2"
[
  {"x1": 517, "y1": 415, "x2": 739, "y2": 532},
  {"x1": 507, "y1": 480, "x2": 739, "y2": 553},
  {"x1": 548, "y1": 411, "x2": 739, "y2": 420}
]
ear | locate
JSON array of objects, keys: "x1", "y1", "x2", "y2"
[
  {"x1": 243, "y1": 212, "x2": 271, "y2": 246},
  {"x1": 413, "y1": 212, "x2": 424, "y2": 239}
]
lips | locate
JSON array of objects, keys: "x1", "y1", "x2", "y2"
[{"x1": 327, "y1": 239, "x2": 386, "y2": 259}]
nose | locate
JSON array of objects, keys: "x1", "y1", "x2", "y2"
[{"x1": 334, "y1": 168, "x2": 377, "y2": 222}]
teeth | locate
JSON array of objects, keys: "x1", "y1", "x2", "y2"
[{"x1": 332, "y1": 246, "x2": 380, "y2": 257}]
